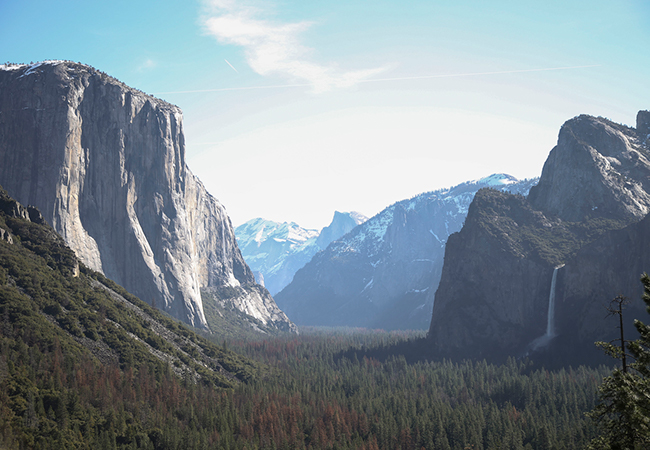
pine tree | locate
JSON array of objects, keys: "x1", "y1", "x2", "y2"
[{"x1": 588, "y1": 275, "x2": 650, "y2": 449}]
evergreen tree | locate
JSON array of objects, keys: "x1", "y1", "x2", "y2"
[{"x1": 589, "y1": 275, "x2": 650, "y2": 449}]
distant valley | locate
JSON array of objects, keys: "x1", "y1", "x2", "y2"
[{"x1": 1, "y1": 59, "x2": 648, "y2": 448}]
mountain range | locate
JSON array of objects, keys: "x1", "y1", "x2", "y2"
[
  {"x1": 274, "y1": 174, "x2": 538, "y2": 330},
  {"x1": 3, "y1": 59, "x2": 650, "y2": 368},
  {"x1": 235, "y1": 211, "x2": 367, "y2": 295}
]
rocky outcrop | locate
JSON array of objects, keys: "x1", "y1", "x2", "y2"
[
  {"x1": 275, "y1": 175, "x2": 537, "y2": 330},
  {"x1": 0, "y1": 61, "x2": 294, "y2": 332},
  {"x1": 528, "y1": 114, "x2": 650, "y2": 222},
  {"x1": 315, "y1": 211, "x2": 367, "y2": 250},
  {"x1": 428, "y1": 112, "x2": 650, "y2": 363}
]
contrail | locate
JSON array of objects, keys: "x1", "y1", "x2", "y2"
[
  {"x1": 362, "y1": 64, "x2": 601, "y2": 83},
  {"x1": 152, "y1": 64, "x2": 600, "y2": 95},
  {"x1": 224, "y1": 59, "x2": 239, "y2": 73}
]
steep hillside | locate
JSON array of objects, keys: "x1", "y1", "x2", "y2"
[
  {"x1": 428, "y1": 111, "x2": 650, "y2": 364},
  {"x1": 275, "y1": 175, "x2": 537, "y2": 330},
  {"x1": 0, "y1": 186, "x2": 262, "y2": 447},
  {"x1": 235, "y1": 211, "x2": 366, "y2": 295},
  {"x1": 0, "y1": 61, "x2": 294, "y2": 333}
]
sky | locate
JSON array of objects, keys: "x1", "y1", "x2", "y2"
[{"x1": 1, "y1": 0, "x2": 649, "y2": 230}]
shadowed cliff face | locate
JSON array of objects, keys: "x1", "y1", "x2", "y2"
[
  {"x1": 0, "y1": 61, "x2": 294, "y2": 331},
  {"x1": 428, "y1": 112, "x2": 650, "y2": 363}
]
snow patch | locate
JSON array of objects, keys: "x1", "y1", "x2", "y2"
[
  {"x1": 361, "y1": 278, "x2": 374, "y2": 293},
  {"x1": 406, "y1": 287, "x2": 429, "y2": 294},
  {"x1": 429, "y1": 230, "x2": 444, "y2": 244}
]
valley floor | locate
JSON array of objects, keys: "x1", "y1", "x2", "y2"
[
  {"x1": 1, "y1": 321, "x2": 609, "y2": 449},
  {"x1": 217, "y1": 327, "x2": 608, "y2": 450}
]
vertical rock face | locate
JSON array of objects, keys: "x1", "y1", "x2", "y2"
[
  {"x1": 0, "y1": 61, "x2": 294, "y2": 331},
  {"x1": 428, "y1": 112, "x2": 650, "y2": 363},
  {"x1": 315, "y1": 211, "x2": 368, "y2": 250}
]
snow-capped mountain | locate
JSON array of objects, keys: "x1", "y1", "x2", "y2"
[
  {"x1": 274, "y1": 174, "x2": 538, "y2": 330},
  {"x1": 235, "y1": 211, "x2": 367, "y2": 295}
]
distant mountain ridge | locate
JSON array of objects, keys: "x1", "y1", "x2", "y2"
[
  {"x1": 0, "y1": 60, "x2": 294, "y2": 333},
  {"x1": 235, "y1": 211, "x2": 367, "y2": 295},
  {"x1": 428, "y1": 111, "x2": 650, "y2": 364},
  {"x1": 274, "y1": 174, "x2": 538, "y2": 330}
]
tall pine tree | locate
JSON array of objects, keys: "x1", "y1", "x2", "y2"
[{"x1": 589, "y1": 274, "x2": 650, "y2": 449}]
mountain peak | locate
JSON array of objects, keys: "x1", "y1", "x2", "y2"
[
  {"x1": 528, "y1": 112, "x2": 650, "y2": 222},
  {"x1": 315, "y1": 211, "x2": 368, "y2": 250},
  {"x1": 638, "y1": 110, "x2": 650, "y2": 139},
  {"x1": 428, "y1": 110, "x2": 650, "y2": 364},
  {"x1": 274, "y1": 175, "x2": 537, "y2": 329}
]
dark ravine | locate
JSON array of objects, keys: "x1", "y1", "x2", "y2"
[
  {"x1": 428, "y1": 111, "x2": 650, "y2": 364},
  {"x1": 0, "y1": 61, "x2": 295, "y2": 333}
]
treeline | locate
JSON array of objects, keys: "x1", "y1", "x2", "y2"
[
  {"x1": 2, "y1": 325, "x2": 609, "y2": 449},
  {"x1": 0, "y1": 334, "x2": 238, "y2": 449},
  {"x1": 0, "y1": 186, "x2": 261, "y2": 448}
]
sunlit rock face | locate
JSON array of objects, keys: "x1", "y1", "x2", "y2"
[
  {"x1": 274, "y1": 174, "x2": 537, "y2": 330},
  {"x1": 528, "y1": 114, "x2": 650, "y2": 222},
  {"x1": 0, "y1": 61, "x2": 294, "y2": 332},
  {"x1": 428, "y1": 112, "x2": 650, "y2": 364}
]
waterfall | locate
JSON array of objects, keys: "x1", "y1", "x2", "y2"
[
  {"x1": 545, "y1": 266, "x2": 561, "y2": 338},
  {"x1": 528, "y1": 264, "x2": 564, "y2": 351}
]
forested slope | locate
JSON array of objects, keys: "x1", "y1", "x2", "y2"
[{"x1": 0, "y1": 185, "x2": 261, "y2": 448}]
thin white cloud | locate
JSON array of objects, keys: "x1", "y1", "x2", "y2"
[
  {"x1": 137, "y1": 58, "x2": 157, "y2": 72},
  {"x1": 201, "y1": 0, "x2": 385, "y2": 92}
]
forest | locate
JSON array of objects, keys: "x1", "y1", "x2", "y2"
[{"x1": 1, "y1": 320, "x2": 613, "y2": 449}]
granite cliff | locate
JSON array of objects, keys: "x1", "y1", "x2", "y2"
[
  {"x1": 0, "y1": 60, "x2": 294, "y2": 332},
  {"x1": 428, "y1": 112, "x2": 650, "y2": 363}
]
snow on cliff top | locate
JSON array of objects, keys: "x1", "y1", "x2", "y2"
[
  {"x1": 0, "y1": 60, "x2": 69, "y2": 72},
  {"x1": 236, "y1": 218, "x2": 318, "y2": 248},
  {"x1": 475, "y1": 173, "x2": 518, "y2": 186}
]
